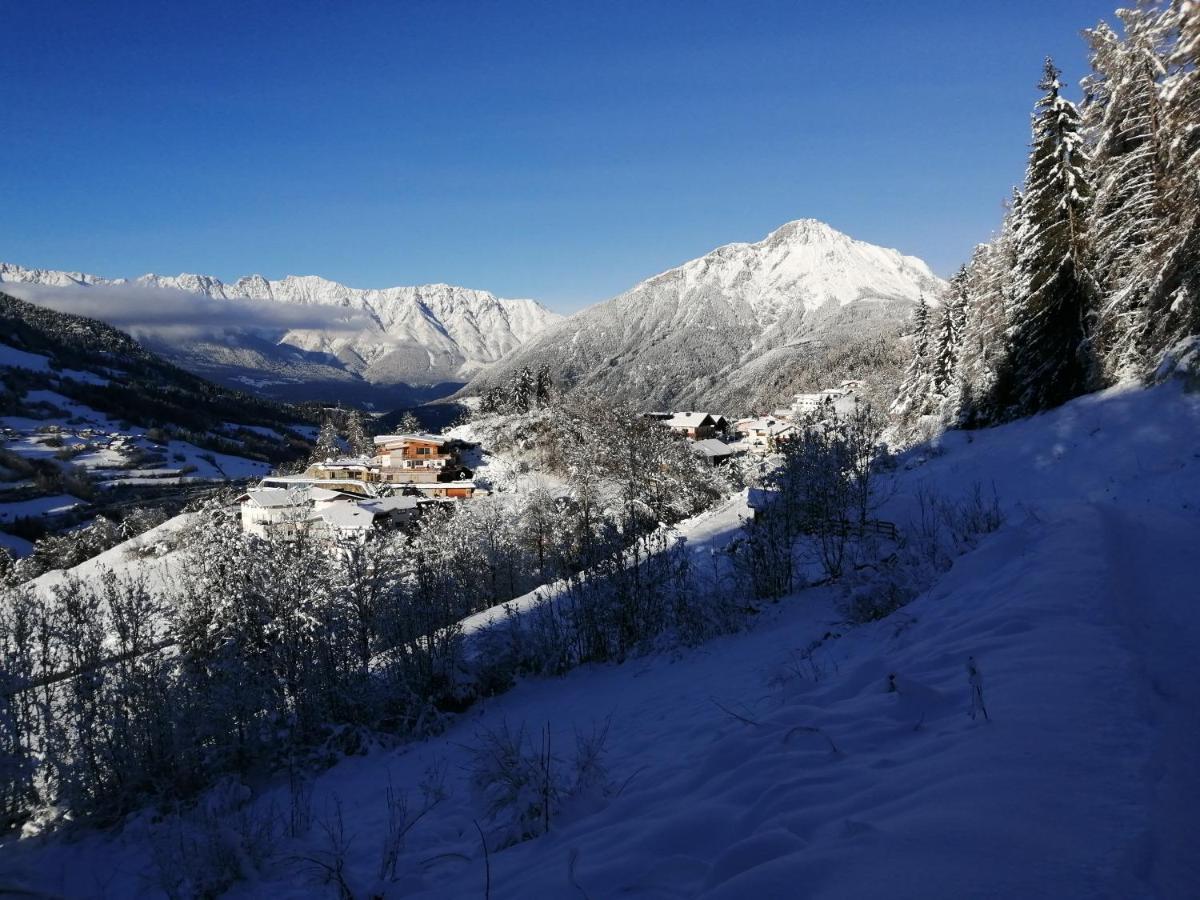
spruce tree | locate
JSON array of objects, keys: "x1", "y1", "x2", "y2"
[
  {"x1": 996, "y1": 58, "x2": 1097, "y2": 417},
  {"x1": 344, "y1": 408, "x2": 373, "y2": 457},
  {"x1": 1144, "y1": 0, "x2": 1200, "y2": 354},
  {"x1": 891, "y1": 295, "x2": 934, "y2": 421},
  {"x1": 311, "y1": 416, "x2": 341, "y2": 462},
  {"x1": 932, "y1": 268, "x2": 967, "y2": 400},
  {"x1": 1085, "y1": 9, "x2": 1168, "y2": 376}
]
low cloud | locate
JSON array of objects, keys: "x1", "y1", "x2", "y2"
[{"x1": 1, "y1": 281, "x2": 373, "y2": 342}]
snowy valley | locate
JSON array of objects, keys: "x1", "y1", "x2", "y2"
[{"x1": 1, "y1": 0, "x2": 1199, "y2": 896}]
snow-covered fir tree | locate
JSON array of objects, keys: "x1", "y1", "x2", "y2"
[
  {"x1": 311, "y1": 416, "x2": 342, "y2": 462},
  {"x1": 891, "y1": 295, "x2": 933, "y2": 421},
  {"x1": 992, "y1": 58, "x2": 1097, "y2": 418},
  {"x1": 1085, "y1": 9, "x2": 1168, "y2": 377},
  {"x1": 344, "y1": 408, "x2": 373, "y2": 456}
]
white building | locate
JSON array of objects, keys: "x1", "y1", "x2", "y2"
[
  {"x1": 733, "y1": 417, "x2": 796, "y2": 455},
  {"x1": 238, "y1": 488, "x2": 312, "y2": 538},
  {"x1": 790, "y1": 380, "x2": 864, "y2": 420}
]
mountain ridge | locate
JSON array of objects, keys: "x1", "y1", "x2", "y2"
[
  {"x1": 0, "y1": 263, "x2": 562, "y2": 406},
  {"x1": 465, "y1": 219, "x2": 945, "y2": 412}
]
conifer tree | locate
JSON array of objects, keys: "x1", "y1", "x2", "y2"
[
  {"x1": 534, "y1": 364, "x2": 553, "y2": 407},
  {"x1": 891, "y1": 295, "x2": 934, "y2": 420},
  {"x1": 995, "y1": 58, "x2": 1098, "y2": 417},
  {"x1": 1084, "y1": 8, "x2": 1168, "y2": 376},
  {"x1": 1144, "y1": 0, "x2": 1200, "y2": 353},
  {"x1": 312, "y1": 416, "x2": 341, "y2": 462},
  {"x1": 344, "y1": 408, "x2": 373, "y2": 457},
  {"x1": 932, "y1": 269, "x2": 967, "y2": 400}
]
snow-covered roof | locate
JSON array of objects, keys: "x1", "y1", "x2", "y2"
[
  {"x1": 693, "y1": 438, "x2": 736, "y2": 458},
  {"x1": 309, "y1": 487, "x2": 357, "y2": 502},
  {"x1": 315, "y1": 504, "x2": 379, "y2": 532},
  {"x1": 309, "y1": 458, "x2": 374, "y2": 470},
  {"x1": 737, "y1": 416, "x2": 781, "y2": 431},
  {"x1": 666, "y1": 412, "x2": 715, "y2": 429},
  {"x1": 746, "y1": 487, "x2": 780, "y2": 511},
  {"x1": 260, "y1": 475, "x2": 377, "y2": 496},
  {"x1": 411, "y1": 480, "x2": 476, "y2": 492},
  {"x1": 241, "y1": 488, "x2": 309, "y2": 508}
]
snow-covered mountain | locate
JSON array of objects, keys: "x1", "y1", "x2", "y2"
[
  {"x1": 0, "y1": 263, "x2": 561, "y2": 407},
  {"x1": 465, "y1": 219, "x2": 945, "y2": 412}
]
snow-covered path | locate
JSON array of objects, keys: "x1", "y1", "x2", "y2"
[{"x1": 1098, "y1": 503, "x2": 1200, "y2": 897}]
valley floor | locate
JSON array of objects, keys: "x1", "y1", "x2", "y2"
[{"x1": 2, "y1": 381, "x2": 1198, "y2": 898}]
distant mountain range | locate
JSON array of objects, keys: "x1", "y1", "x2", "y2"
[
  {"x1": 3, "y1": 220, "x2": 942, "y2": 414},
  {"x1": 465, "y1": 219, "x2": 945, "y2": 412},
  {"x1": 0, "y1": 263, "x2": 561, "y2": 407}
]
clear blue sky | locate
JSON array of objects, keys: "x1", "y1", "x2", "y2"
[{"x1": 2, "y1": 0, "x2": 1120, "y2": 312}]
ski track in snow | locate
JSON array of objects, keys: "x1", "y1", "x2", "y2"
[{"x1": 2, "y1": 380, "x2": 1198, "y2": 898}]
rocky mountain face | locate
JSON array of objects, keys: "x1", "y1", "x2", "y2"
[
  {"x1": 0, "y1": 263, "x2": 561, "y2": 407},
  {"x1": 464, "y1": 219, "x2": 945, "y2": 412}
]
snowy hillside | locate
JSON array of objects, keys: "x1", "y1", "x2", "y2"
[
  {"x1": 467, "y1": 220, "x2": 944, "y2": 412},
  {"x1": 0, "y1": 263, "x2": 561, "y2": 406},
  {"x1": 0, "y1": 290, "x2": 311, "y2": 557},
  {"x1": 5, "y1": 367, "x2": 1196, "y2": 898}
]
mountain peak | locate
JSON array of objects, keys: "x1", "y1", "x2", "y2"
[
  {"x1": 763, "y1": 218, "x2": 847, "y2": 244},
  {"x1": 467, "y1": 218, "x2": 945, "y2": 411}
]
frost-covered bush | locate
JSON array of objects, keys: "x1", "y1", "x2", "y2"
[
  {"x1": 840, "y1": 482, "x2": 1005, "y2": 624},
  {"x1": 468, "y1": 718, "x2": 613, "y2": 850}
]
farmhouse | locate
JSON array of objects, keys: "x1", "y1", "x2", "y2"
[
  {"x1": 692, "y1": 438, "x2": 738, "y2": 466},
  {"x1": 663, "y1": 412, "x2": 728, "y2": 440},
  {"x1": 734, "y1": 416, "x2": 795, "y2": 454}
]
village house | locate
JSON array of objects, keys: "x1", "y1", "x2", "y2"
[
  {"x1": 239, "y1": 486, "x2": 431, "y2": 540},
  {"x1": 790, "y1": 380, "x2": 864, "y2": 419},
  {"x1": 372, "y1": 433, "x2": 456, "y2": 483},
  {"x1": 692, "y1": 438, "x2": 738, "y2": 466},
  {"x1": 734, "y1": 416, "x2": 796, "y2": 454},
  {"x1": 663, "y1": 412, "x2": 728, "y2": 440},
  {"x1": 279, "y1": 433, "x2": 476, "y2": 493},
  {"x1": 239, "y1": 487, "x2": 314, "y2": 538}
]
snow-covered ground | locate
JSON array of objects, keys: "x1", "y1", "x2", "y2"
[
  {"x1": 2, "y1": 379, "x2": 1197, "y2": 898},
  {"x1": 29, "y1": 512, "x2": 198, "y2": 600},
  {"x1": 0, "y1": 493, "x2": 86, "y2": 522}
]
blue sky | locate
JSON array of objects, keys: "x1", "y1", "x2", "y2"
[{"x1": 3, "y1": 0, "x2": 1120, "y2": 312}]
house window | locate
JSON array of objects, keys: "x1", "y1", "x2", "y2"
[{"x1": 417, "y1": 447, "x2": 430, "y2": 455}]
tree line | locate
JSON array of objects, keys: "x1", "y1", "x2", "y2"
[{"x1": 895, "y1": 1, "x2": 1198, "y2": 433}]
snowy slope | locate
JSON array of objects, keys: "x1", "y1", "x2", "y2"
[
  {"x1": 4, "y1": 378, "x2": 1196, "y2": 898},
  {"x1": 0, "y1": 263, "x2": 561, "y2": 404},
  {"x1": 466, "y1": 220, "x2": 944, "y2": 412}
]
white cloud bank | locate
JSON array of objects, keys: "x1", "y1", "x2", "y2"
[{"x1": 0, "y1": 281, "x2": 371, "y2": 341}]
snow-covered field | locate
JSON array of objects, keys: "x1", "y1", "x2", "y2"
[{"x1": 2, "y1": 379, "x2": 1197, "y2": 898}]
